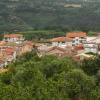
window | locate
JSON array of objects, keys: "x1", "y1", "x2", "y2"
[
  {"x1": 72, "y1": 40, "x2": 75, "y2": 43},
  {"x1": 76, "y1": 39, "x2": 79, "y2": 41},
  {"x1": 80, "y1": 40, "x2": 83, "y2": 43},
  {"x1": 62, "y1": 42, "x2": 65, "y2": 43}
]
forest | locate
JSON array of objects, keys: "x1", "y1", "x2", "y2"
[
  {"x1": 0, "y1": 51, "x2": 99, "y2": 100},
  {"x1": 0, "y1": 0, "x2": 100, "y2": 33}
]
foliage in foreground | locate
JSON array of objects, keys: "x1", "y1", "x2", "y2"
[{"x1": 0, "y1": 52, "x2": 99, "y2": 100}]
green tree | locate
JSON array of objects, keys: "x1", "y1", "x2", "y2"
[
  {"x1": 55, "y1": 69, "x2": 95, "y2": 100},
  {"x1": 91, "y1": 84, "x2": 100, "y2": 100},
  {"x1": 81, "y1": 56, "x2": 100, "y2": 75}
]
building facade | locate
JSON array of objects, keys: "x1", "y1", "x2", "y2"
[
  {"x1": 66, "y1": 32, "x2": 87, "y2": 46},
  {"x1": 3, "y1": 34, "x2": 24, "y2": 44},
  {"x1": 50, "y1": 37, "x2": 67, "y2": 48},
  {"x1": 84, "y1": 36, "x2": 100, "y2": 54}
]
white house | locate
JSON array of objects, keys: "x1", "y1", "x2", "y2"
[
  {"x1": 84, "y1": 36, "x2": 100, "y2": 54},
  {"x1": 3, "y1": 34, "x2": 24, "y2": 44},
  {"x1": 66, "y1": 32, "x2": 87, "y2": 46},
  {"x1": 50, "y1": 32, "x2": 87, "y2": 48},
  {"x1": 50, "y1": 37, "x2": 67, "y2": 48}
]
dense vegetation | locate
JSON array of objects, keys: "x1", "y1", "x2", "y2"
[
  {"x1": 0, "y1": 0, "x2": 100, "y2": 33},
  {"x1": 19, "y1": 30, "x2": 65, "y2": 41},
  {"x1": 0, "y1": 51, "x2": 99, "y2": 100}
]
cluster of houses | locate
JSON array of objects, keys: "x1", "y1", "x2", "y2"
[
  {"x1": 0, "y1": 34, "x2": 33, "y2": 68},
  {"x1": 0, "y1": 32, "x2": 100, "y2": 68},
  {"x1": 37, "y1": 32, "x2": 100, "y2": 61}
]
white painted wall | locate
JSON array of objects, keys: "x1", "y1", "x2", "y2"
[
  {"x1": 4, "y1": 37, "x2": 24, "y2": 43},
  {"x1": 84, "y1": 36, "x2": 100, "y2": 53},
  {"x1": 84, "y1": 43, "x2": 98, "y2": 53},
  {"x1": 86, "y1": 36, "x2": 100, "y2": 43},
  {"x1": 52, "y1": 42, "x2": 67, "y2": 48},
  {"x1": 72, "y1": 37, "x2": 86, "y2": 46},
  {"x1": 66, "y1": 41, "x2": 72, "y2": 46}
]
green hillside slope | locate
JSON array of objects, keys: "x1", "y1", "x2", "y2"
[{"x1": 0, "y1": 0, "x2": 100, "y2": 33}]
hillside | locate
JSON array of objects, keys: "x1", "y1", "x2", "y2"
[{"x1": 0, "y1": 0, "x2": 100, "y2": 33}]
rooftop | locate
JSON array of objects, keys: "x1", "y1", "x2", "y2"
[
  {"x1": 50, "y1": 37, "x2": 66, "y2": 42},
  {"x1": 87, "y1": 36, "x2": 100, "y2": 43},
  {"x1": 47, "y1": 46, "x2": 66, "y2": 52},
  {"x1": 66, "y1": 32, "x2": 87, "y2": 38},
  {"x1": 4, "y1": 34, "x2": 23, "y2": 38},
  {"x1": 0, "y1": 41, "x2": 6, "y2": 46},
  {"x1": 5, "y1": 47, "x2": 15, "y2": 55}
]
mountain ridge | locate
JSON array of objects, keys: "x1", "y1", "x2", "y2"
[{"x1": 0, "y1": 0, "x2": 100, "y2": 33}]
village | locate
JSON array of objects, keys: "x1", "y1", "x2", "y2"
[
  {"x1": 37, "y1": 32, "x2": 100, "y2": 60},
  {"x1": 0, "y1": 32, "x2": 100, "y2": 69}
]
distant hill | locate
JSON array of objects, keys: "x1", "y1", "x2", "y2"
[{"x1": 0, "y1": 0, "x2": 100, "y2": 33}]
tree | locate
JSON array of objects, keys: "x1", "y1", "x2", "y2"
[
  {"x1": 91, "y1": 84, "x2": 100, "y2": 100},
  {"x1": 55, "y1": 69, "x2": 95, "y2": 100},
  {"x1": 81, "y1": 56, "x2": 100, "y2": 75},
  {"x1": 0, "y1": 51, "x2": 99, "y2": 100}
]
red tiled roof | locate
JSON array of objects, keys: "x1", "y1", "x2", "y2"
[
  {"x1": 50, "y1": 37, "x2": 66, "y2": 42},
  {"x1": 47, "y1": 46, "x2": 66, "y2": 52},
  {"x1": 4, "y1": 34, "x2": 23, "y2": 38},
  {"x1": 74, "y1": 44, "x2": 84, "y2": 50},
  {"x1": 5, "y1": 48, "x2": 15, "y2": 55},
  {"x1": 66, "y1": 37, "x2": 73, "y2": 42},
  {"x1": 66, "y1": 32, "x2": 87, "y2": 38}
]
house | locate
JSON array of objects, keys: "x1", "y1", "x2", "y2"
[
  {"x1": 3, "y1": 34, "x2": 24, "y2": 44},
  {"x1": 5, "y1": 47, "x2": 17, "y2": 62},
  {"x1": 84, "y1": 36, "x2": 100, "y2": 54},
  {"x1": 18, "y1": 41, "x2": 33, "y2": 55},
  {"x1": 22, "y1": 41, "x2": 33, "y2": 53},
  {"x1": 45, "y1": 46, "x2": 77, "y2": 57},
  {"x1": 37, "y1": 44, "x2": 49, "y2": 52},
  {"x1": 49, "y1": 32, "x2": 87, "y2": 47},
  {"x1": 50, "y1": 37, "x2": 66, "y2": 48},
  {"x1": 0, "y1": 41, "x2": 6, "y2": 46},
  {"x1": 37, "y1": 44, "x2": 53, "y2": 57},
  {"x1": 46, "y1": 46, "x2": 67, "y2": 57},
  {"x1": 66, "y1": 32, "x2": 87, "y2": 46}
]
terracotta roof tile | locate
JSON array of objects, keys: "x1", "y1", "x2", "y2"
[
  {"x1": 47, "y1": 46, "x2": 66, "y2": 52},
  {"x1": 66, "y1": 37, "x2": 73, "y2": 42},
  {"x1": 0, "y1": 41, "x2": 6, "y2": 46},
  {"x1": 50, "y1": 37, "x2": 66, "y2": 42},
  {"x1": 4, "y1": 34, "x2": 23, "y2": 38},
  {"x1": 66, "y1": 32, "x2": 87, "y2": 38},
  {"x1": 5, "y1": 48, "x2": 15, "y2": 55}
]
